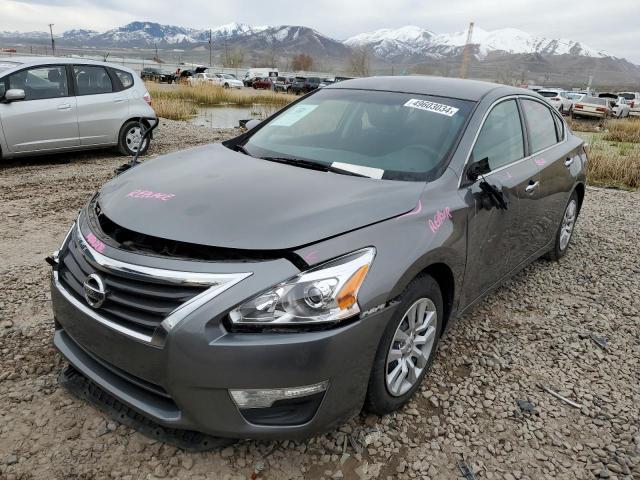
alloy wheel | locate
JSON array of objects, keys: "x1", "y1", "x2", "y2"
[
  {"x1": 385, "y1": 298, "x2": 437, "y2": 397},
  {"x1": 559, "y1": 199, "x2": 577, "y2": 251}
]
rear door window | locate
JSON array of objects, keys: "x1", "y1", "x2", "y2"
[
  {"x1": 73, "y1": 65, "x2": 113, "y2": 95},
  {"x1": 7, "y1": 65, "x2": 68, "y2": 100},
  {"x1": 472, "y1": 99, "x2": 524, "y2": 171},
  {"x1": 521, "y1": 99, "x2": 560, "y2": 152}
]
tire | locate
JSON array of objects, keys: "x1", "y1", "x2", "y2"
[
  {"x1": 545, "y1": 190, "x2": 579, "y2": 261},
  {"x1": 364, "y1": 275, "x2": 443, "y2": 415},
  {"x1": 559, "y1": 105, "x2": 565, "y2": 115},
  {"x1": 224, "y1": 83, "x2": 229, "y2": 89},
  {"x1": 117, "y1": 120, "x2": 151, "y2": 157}
]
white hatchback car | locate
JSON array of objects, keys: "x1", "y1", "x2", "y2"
[
  {"x1": 618, "y1": 92, "x2": 640, "y2": 117},
  {"x1": 538, "y1": 89, "x2": 573, "y2": 115},
  {"x1": 0, "y1": 57, "x2": 156, "y2": 159}
]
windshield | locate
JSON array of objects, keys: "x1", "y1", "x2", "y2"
[
  {"x1": 242, "y1": 88, "x2": 475, "y2": 181},
  {"x1": 539, "y1": 91, "x2": 560, "y2": 98},
  {"x1": 567, "y1": 93, "x2": 583, "y2": 100},
  {"x1": 618, "y1": 92, "x2": 635, "y2": 100},
  {"x1": 223, "y1": 74, "x2": 235, "y2": 79},
  {"x1": 0, "y1": 61, "x2": 20, "y2": 75}
]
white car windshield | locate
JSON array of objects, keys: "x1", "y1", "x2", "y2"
[{"x1": 243, "y1": 88, "x2": 475, "y2": 181}]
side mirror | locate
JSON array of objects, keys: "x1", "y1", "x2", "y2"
[
  {"x1": 245, "y1": 119, "x2": 261, "y2": 131},
  {"x1": 466, "y1": 157, "x2": 491, "y2": 182},
  {"x1": 4, "y1": 89, "x2": 26, "y2": 102}
]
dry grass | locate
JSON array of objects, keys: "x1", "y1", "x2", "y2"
[
  {"x1": 146, "y1": 82, "x2": 297, "y2": 108},
  {"x1": 603, "y1": 117, "x2": 640, "y2": 143},
  {"x1": 584, "y1": 136, "x2": 640, "y2": 189},
  {"x1": 151, "y1": 97, "x2": 198, "y2": 121},
  {"x1": 566, "y1": 116, "x2": 603, "y2": 133}
]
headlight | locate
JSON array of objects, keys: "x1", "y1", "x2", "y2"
[{"x1": 229, "y1": 247, "x2": 375, "y2": 326}]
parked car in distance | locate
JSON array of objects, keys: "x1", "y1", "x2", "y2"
[
  {"x1": 538, "y1": 89, "x2": 573, "y2": 115},
  {"x1": 291, "y1": 76, "x2": 322, "y2": 95},
  {"x1": 572, "y1": 96, "x2": 611, "y2": 119},
  {"x1": 49, "y1": 76, "x2": 586, "y2": 445},
  {"x1": 618, "y1": 92, "x2": 640, "y2": 116},
  {"x1": 0, "y1": 57, "x2": 156, "y2": 159},
  {"x1": 251, "y1": 77, "x2": 273, "y2": 90},
  {"x1": 140, "y1": 67, "x2": 174, "y2": 84},
  {"x1": 273, "y1": 76, "x2": 295, "y2": 92},
  {"x1": 243, "y1": 68, "x2": 278, "y2": 87},
  {"x1": 318, "y1": 78, "x2": 335, "y2": 88},
  {"x1": 598, "y1": 93, "x2": 630, "y2": 118},
  {"x1": 190, "y1": 72, "x2": 243, "y2": 89}
]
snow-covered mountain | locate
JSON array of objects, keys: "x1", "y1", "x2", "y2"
[
  {"x1": 0, "y1": 21, "x2": 615, "y2": 62},
  {"x1": 346, "y1": 25, "x2": 611, "y2": 60},
  {"x1": 345, "y1": 26, "x2": 436, "y2": 57}
]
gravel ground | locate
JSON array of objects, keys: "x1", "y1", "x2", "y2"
[{"x1": 0, "y1": 120, "x2": 638, "y2": 480}]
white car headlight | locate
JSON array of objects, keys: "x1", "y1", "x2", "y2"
[{"x1": 229, "y1": 248, "x2": 375, "y2": 326}]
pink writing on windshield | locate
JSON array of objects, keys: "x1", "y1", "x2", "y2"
[
  {"x1": 127, "y1": 189, "x2": 176, "y2": 201},
  {"x1": 428, "y1": 208, "x2": 453, "y2": 233},
  {"x1": 85, "y1": 233, "x2": 106, "y2": 253}
]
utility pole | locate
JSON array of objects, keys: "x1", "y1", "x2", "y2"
[
  {"x1": 208, "y1": 29, "x2": 213, "y2": 68},
  {"x1": 48, "y1": 23, "x2": 55, "y2": 56},
  {"x1": 459, "y1": 21, "x2": 474, "y2": 78}
]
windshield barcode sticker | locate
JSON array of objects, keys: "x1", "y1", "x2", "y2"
[{"x1": 404, "y1": 99, "x2": 459, "y2": 117}]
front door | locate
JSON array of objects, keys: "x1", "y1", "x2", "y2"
[
  {"x1": 73, "y1": 65, "x2": 129, "y2": 146},
  {"x1": 0, "y1": 65, "x2": 79, "y2": 153},
  {"x1": 460, "y1": 98, "x2": 540, "y2": 306}
]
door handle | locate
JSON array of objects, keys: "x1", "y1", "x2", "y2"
[
  {"x1": 525, "y1": 181, "x2": 539, "y2": 193},
  {"x1": 57, "y1": 104, "x2": 71, "y2": 110},
  {"x1": 564, "y1": 157, "x2": 574, "y2": 167}
]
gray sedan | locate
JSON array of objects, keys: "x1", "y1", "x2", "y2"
[
  {"x1": 49, "y1": 76, "x2": 586, "y2": 447},
  {"x1": 0, "y1": 57, "x2": 156, "y2": 159}
]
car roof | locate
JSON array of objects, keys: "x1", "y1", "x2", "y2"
[
  {"x1": 1, "y1": 56, "x2": 136, "y2": 73},
  {"x1": 328, "y1": 75, "x2": 526, "y2": 101}
]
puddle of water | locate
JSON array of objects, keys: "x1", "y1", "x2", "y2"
[{"x1": 190, "y1": 105, "x2": 260, "y2": 129}]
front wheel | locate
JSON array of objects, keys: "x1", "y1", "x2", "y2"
[
  {"x1": 364, "y1": 275, "x2": 443, "y2": 415},
  {"x1": 546, "y1": 191, "x2": 579, "y2": 261},
  {"x1": 117, "y1": 120, "x2": 151, "y2": 157}
]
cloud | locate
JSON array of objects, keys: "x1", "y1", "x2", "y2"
[{"x1": 2, "y1": 0, "x2": 639, "y2": 62}]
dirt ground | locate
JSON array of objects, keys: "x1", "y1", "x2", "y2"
[{"x1": 0, "y1": 120, "x2": 638, "y2": 480}]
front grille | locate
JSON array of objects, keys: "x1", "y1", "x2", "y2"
[{"x1": 58, "y1": 229, "x2": 207, "y2": 336}]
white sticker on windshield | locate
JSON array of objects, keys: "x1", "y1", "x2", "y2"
[
  {"x1": 404, "y1": 99, "x2": 459, "y2": 117},
  {"x1": 332, "y1": 162, "x2": 384, "y2": 179},
  {"x1": 270, "y1": 104, "x2": 318, "y2": 127}
]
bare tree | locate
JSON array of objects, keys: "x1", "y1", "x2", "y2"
[
  {"x1": 348, "y1": 47, "x2": 370, "y2": 77},
  {"x1": 222, "y1": 48, "x2": 246, "y2": 69},
  {"x1": 291, "y1": 53, "x2": 314, "y2": 71}
]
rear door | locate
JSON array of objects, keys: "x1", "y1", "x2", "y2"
[
  {"x1": 461, "y1": 98, "x2": 539, "y2": 305},
  {"x1": 520, "y1": 97, "x2": 577, "y2": 247},
  {"x1": 73, "y1": 65, "x2": 129, "y2": 146},
  {"x1": 0, "y1": 64, "x2": 78, "y2": 153}
]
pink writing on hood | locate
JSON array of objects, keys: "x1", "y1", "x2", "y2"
[
  {"x1": 127, "y1": 189, "x2": 176, "y2": 201},
  {"x1": 86, "y1": 233, "x2": 106, "y2": 253}
]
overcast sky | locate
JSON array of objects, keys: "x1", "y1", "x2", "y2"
[{"x1": 2, "y1": 0, "x2": 639, "y2": 63}]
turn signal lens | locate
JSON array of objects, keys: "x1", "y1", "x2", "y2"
[{"x1": 337, "y1": 265, "x2": 369, "y2": 310}]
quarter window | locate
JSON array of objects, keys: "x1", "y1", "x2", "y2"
[
  {"x1": 521, "y1": 99, "x2": 559, "y2": 152},
  {"x1": 7, "y1": 65, "x2": 68, "y2": 100},
  {"x1": 114, "y1": 69, "x2": 134, "y2": 89},
  {"x1": 472, "y1": 99, "x2": 524, "y2": 171},
  {"x1": 73, "y1": 65, "x2": 113, "y2": 95}
]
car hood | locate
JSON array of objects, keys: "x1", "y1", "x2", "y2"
[{"x1": 96, "y1": 144, "x2": 425, "y2": 251}]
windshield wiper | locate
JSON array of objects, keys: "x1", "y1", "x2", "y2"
[
  {"x1": 260, "y1": 156, "x2": 368, "y2": 177},
  {"x1": 235, "y1": 144, "x2": 252, "y2": 156}
]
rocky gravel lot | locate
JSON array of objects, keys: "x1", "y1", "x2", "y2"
[{"x1": 1, "y1": 120, "x2": 639, "y2": 480}]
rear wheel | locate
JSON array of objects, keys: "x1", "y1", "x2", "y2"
[
  {"x1": 546, "y1": 191, "x2": 579, "y2": 261},
  {"x1": 223, "y1": 83, "x2": 229, "y2": 89},
  {"x1": 117, "y1": 120, "x2": 150, "y2": 157},
  {"x1": 364, "y1": 275, "x2": 443, "y2": 415}
]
